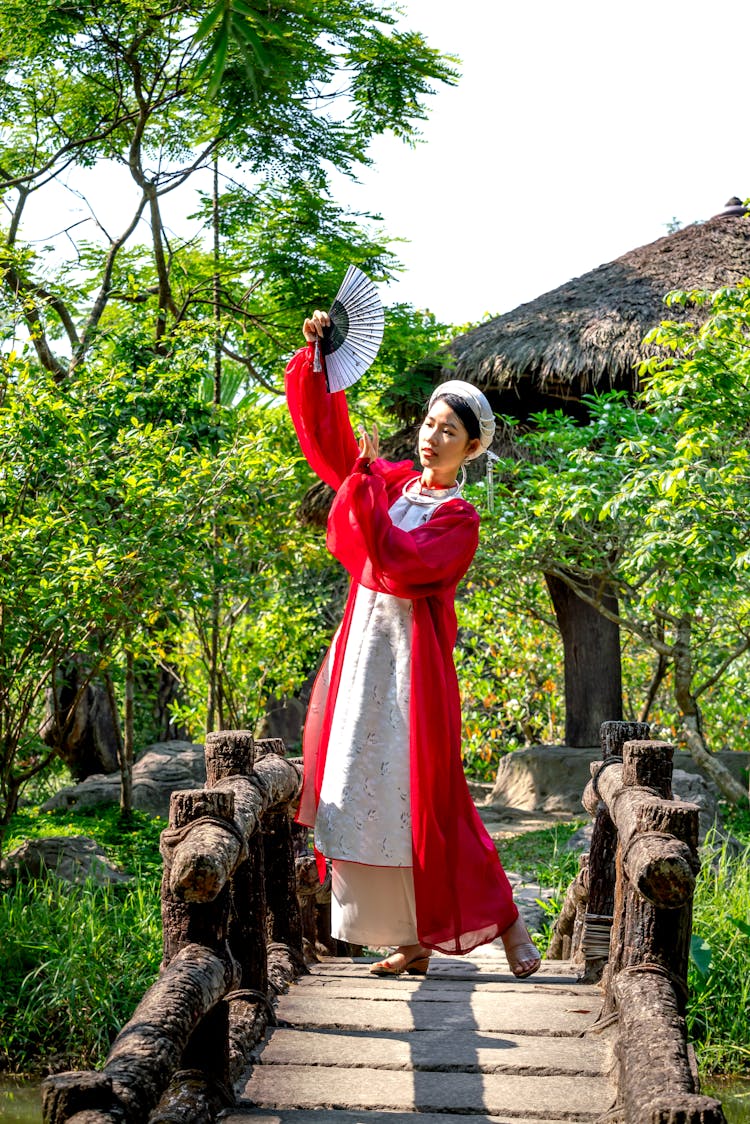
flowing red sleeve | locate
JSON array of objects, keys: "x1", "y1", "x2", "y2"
[
  {"x1": 284, "y1": 344, "x2": 360, "y2": 491},
  {"x1": 326, "y1": 466, "x2": 479, "y2": 598}
]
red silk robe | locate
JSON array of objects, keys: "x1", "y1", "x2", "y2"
[{"x1": 286, "y1": 344, "x2": 518, "y2": 953}]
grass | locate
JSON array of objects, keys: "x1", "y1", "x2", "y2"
[
  {"x1": 688, "y1": 813, "x2": 750, "y2": 1074},
  {"x1": 0, "y1": 807, "x2": 164, "y2": 1077}
]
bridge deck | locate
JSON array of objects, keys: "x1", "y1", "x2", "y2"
[{"x1": 226, "y1": 946, "x2": 615, "y2": 1124}]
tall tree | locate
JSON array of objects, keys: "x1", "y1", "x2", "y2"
[
  {"x1": 0, "y1": 0, "x2": 459, "y2": 825},
  {"x1": 479, "y1": 336, "x2": 750, "y2": 805},
  {"x1": 0, "y1": 0, "x2": 456, "y2": 381}
]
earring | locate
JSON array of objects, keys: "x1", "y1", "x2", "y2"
[{"x1": 456, "y1": 463, "x2": 467, "y2": 492}]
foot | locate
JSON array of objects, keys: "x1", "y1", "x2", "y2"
[
  {"x1": 500, "y1": 916, "x2": 541, "y2": 979},
  {"x1": 370, "y1": 943, "x2": 431, "y2": 976}
]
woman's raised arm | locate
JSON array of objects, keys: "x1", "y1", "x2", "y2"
[{"x1": 285, "y1": 311, "x2": 360, "y2": 491}]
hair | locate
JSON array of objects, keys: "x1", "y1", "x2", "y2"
[{"x1": 431, "y1": 393, "x2": 481, "y2": 442}]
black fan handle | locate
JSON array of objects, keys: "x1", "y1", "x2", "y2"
[{"x1": 312, "y1": 338, "x2": 332, "y2": 392}]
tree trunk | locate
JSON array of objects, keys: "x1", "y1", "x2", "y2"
[
  {"x1": 121, "y1": 649, "x2": 134, "y2": 819},
  {"x1": 40, "y1": 656, "x2": 119, "y2": 778},
  {"x1": 545, "y1": 571, "x2": 623, "y2": 745},
  {"x1": 672, "y1": 616, "x2": 747, "y2": 806}
]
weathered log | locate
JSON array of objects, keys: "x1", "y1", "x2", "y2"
[
  {"x1": 42, "y1": 1072, "x2": 118, "y2": 1124},
  {"x1": 590, "y1": 747, "x2": 699, "y2": 909},
  {"x1": 254, "y1": 736, "x2": 286, "y2": 759},
  {"x1": 148, "y1": 1066, "x2": 233, "y2": 1124},
  {"x1": 227, "y1": 997, "x2": 270, "y2": 1082},
  {"x1": 605, "y1": 787, "x2": 697, "y2": 1019},
  {"x1": 267, "y1": 940, "x2": 306, "y2": 993},
  {"x1": 50, "y1": 945, "x2": 236, "y2": 1124},
  {"x1": 204, "y1": 729, "x2": 255, "y2": 786},
  {"x1": 600, "y1": 720, "x2": 652, "y2": 758},
  {"x1": 225, "y1": 938, "x2": 303, "y2": 1080},
  {"x1": 624, "y1": 805, "x2": 700, "y2": 908},
  {"x1": 622, "y1": 739, "x2": 674, "y2": 797},
  {"x1": 168, "y1": 756, "x2": 303, "y2": 901},
  {"x1": 578, "y1": 722, "x2": 650, "y2": 980},
  {"x1": 264, "y1": 809, "x2": 304, "y2": 955},
  {"x1": 159, "y1": 789, "x2": 236, "y2": 1116},
  {"x1": 161, "y1": 789, "x2": 235, "y2": 964},
  {"x1": 206, "y1": 729, "x2": 270, "y2": 998},
  {"x1": 615, "y1": 970, "x2": 726, "y2": 1124},
  {"x1": 229, "y1": 831, "x2": 268, "y2": 994}
]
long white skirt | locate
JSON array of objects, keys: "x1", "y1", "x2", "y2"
[{"x1": 331, "y1": 859, "x2": 418, "y2": 945}]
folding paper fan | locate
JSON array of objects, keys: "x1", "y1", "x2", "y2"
[{"x1": 316, "y1": 266, "x2": 384, "y2": 393}]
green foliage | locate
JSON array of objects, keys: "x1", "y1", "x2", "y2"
[
  {"x1": 0, "y1": 0, "x2": 462, "y2": 829},
  {"x1": 456, "y1": 574, "x2": 564, "y2": 779},
  {"x1": 473, "y1": 298, "x2": 750, "y2": 791},
  {"x1": 0, "y1": 808, "x2": 163, "y2": 1076},
  {"x1": 495, "y1": 822, "x2": 584, "y2": 887},
  {"x1": 688, "y1": 833, "x2": 750, "y2": 1073},
  {"x1": 4, "y1": 806, "x2": 164, "y2": 875}
]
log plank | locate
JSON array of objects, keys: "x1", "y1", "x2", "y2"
[{"x1": 615, "y1": 971, "x2": 726, "y2": 1124}]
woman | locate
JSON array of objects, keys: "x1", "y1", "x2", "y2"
[{"x1": 286, "y1": 310, "x2": 540, "y2": 979}]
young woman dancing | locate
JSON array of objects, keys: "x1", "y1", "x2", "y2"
[{"x1": 286, "y1": 310, "x2": 541, "y2": 979}]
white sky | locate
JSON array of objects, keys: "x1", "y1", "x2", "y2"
[
  {"x1": 15, "y1": 0, "x2": 750, "y2": 328},
  {"x1": 331, "y1": 0, "x2": 750, "y2": 323}
]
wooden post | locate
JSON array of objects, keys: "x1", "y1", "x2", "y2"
[
  {"x1": 205, "y1": 729, "x2": 255, "y2": 786},
  {"x1": 204, "y1": 730, "x2": 272, "y2": 1086},
  {"x1": 615, "y1": 971, "x2": 726, "y2": 1124},
  {"x1": 204, "y1": 730, "x2": 268, "y2": 995},
  {"x1": 42, "y1": 1073, "x2": 114, "y2": 1124},
  {"x1": 161, "y1": 789, "x2": 235, "y2": 964},
  {"x1": 154, "y1": 788, "x2": 236, "y2": 1121},
  {"x1": 581, "y1": 720, "x2": 650, "y2": 980}
]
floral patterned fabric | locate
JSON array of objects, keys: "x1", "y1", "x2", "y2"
[{"x1": 315, "y1": 493, "x2": 447, "y2": 866}]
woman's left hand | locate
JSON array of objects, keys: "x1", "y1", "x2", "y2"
[{"x1": 358, "y1": 423, "x2": 379, "y2": 463}]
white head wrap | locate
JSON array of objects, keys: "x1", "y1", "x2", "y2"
[{"x1": 428, "y1": 379, "x2": 496, "y2": 461}]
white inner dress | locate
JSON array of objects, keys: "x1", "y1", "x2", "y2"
[{"x1": 313, "y1": 482, "x2": 460, "y2": 944}]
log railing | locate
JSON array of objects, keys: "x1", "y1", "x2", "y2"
[
  {"x1": 42, "y1": 733, "x2": 309, "y2": 1124},
  {"x1": 549, "y1": 721, "x2": 727, "y2": 1124}
]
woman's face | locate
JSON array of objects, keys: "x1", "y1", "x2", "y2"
[{"x1": 418, "y1": 399, "x2": 480, "y2": 484}]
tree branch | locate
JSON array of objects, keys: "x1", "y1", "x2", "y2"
[
  {"x1": 694, "y1": 635, "x2": 750, "y2": 698},
  {"x1": 71, "y1": 192, "x2": 150, "y2": 370},
  {"x1": 0, "y1": 264, "x2": 68, "y2": 380},
  {"x1": 544, "y1": 565, "x2": 674, "y2": 657}
]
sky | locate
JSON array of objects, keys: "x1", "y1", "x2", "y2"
[
  {"x1": 16, "y1": 0, "x2": 750, "y2": 329},
  {"x1": 329, "y1": 0, "x2": 750, "y2": 323}
]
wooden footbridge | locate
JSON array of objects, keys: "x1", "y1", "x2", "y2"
[{"x1": 42, "y1": 724, "x2": 728, "y2": 1124}]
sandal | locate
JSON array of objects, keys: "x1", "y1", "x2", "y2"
[
  {"x1": 501, "y1": 916, "x2": 541, "y2": 979},
  {"x1": 505, "y1": 940, "x2": 541, "y2": 979},
  {"x1": 370, "y1": 949, "x2": 431, "y2": 977}
]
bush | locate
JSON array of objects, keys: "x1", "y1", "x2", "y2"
[
  {"x1": 688, "y1": 830, "x2": 750, "y2": 1074},
  {"x1": 0, "y1": 807, "x2": 163, "y2": 1076}
]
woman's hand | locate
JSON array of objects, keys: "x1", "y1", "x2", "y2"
[
  {"x1": 303, "y1": 310, "x2": 330, "y2": 342},
  {"x1": 358, "y1": 423, "x2": 379, "y2": 463}
]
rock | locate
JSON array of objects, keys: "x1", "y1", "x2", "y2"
[
  {"x1": 488, "y1": 746, "x2": 600, "y2": 814},
  {"x1": 487, "y1": 744, "x2": 750, "y2": 816},
  {"x1": 565, "y1": 823, "x2": 593, "y2": 852},
  {"x1": 42, "y1": 740, "x2": 206, "y2": 818},
  {"x1": 1, "y1": 835, "x2": 131, "y2": 885},
  {"x1": 505, "y1": 871, "x2": 554, "y2": 934},
  {"x1": 671, "y1": 768, "x2": 719, "y2": 843}
]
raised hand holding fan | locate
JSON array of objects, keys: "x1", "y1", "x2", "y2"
[{"x1": 313, "y1": 266, "x2": 384, "y2": 393}]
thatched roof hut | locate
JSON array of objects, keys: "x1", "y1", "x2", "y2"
[{"x1": 445, "y1": 200, "x2": 750, "y2": 419}]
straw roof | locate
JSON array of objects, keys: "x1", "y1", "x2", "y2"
[{"x1": 445, "y1": 205, "x2": 750, "y2": 413}]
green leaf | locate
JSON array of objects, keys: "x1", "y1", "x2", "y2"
[
  {"x1": 690, "y1": 934, "x2": 713, "y2": 978},
  {"x1": 193, "y1": 0, "x2": 229, "y2": 43}
]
